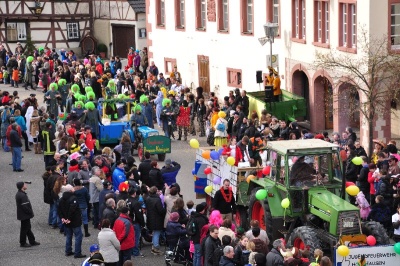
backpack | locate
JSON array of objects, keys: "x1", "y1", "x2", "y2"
[
  {"x1": 186, "y1": 215, "x2": 198, "y2": 236},
  {"x1": 216, "y1": 122, "x2": 226, "y2": 132},
  {"x1": 117, "y1": 216, "x2": 131, "y2": 241}
]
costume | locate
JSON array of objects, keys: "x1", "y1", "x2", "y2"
[
  {"x1": 273, "y1": 74, "x2": 282, "y2": 102},
  {"x1": 176, "y1": 106, "x2": 191, "y2": 141}
]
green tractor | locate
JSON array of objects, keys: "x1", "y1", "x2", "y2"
[{"x1": 243, "y1": 139, "x2": 389, "y2": 257}]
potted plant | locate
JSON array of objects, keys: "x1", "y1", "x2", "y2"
[{"x1": 97, "y1": 43, "x2": 107, "y2": 58}]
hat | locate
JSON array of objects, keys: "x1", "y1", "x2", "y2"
[
  {"x1": 88, "y1": 253, "x2": 104, "y2": 264},
  {"x1": 90, "y1": 244, "x2": 100, "y2": 253},
  {"x1": 103, "y1": 180, "x2": 112, "y2": 188},
  {"x1": 30, "y1": 94, "x2": 36, "y2": 97},
  {"x1": 196, "y1": 202, "x2": 207, "y2": 213},
  {"x1": 169, "y1": 212, "x2": 179, "y2": 222},
  {"x1": 118, "y1": 181, "x2": 129, "y2": 192},
  {"x1": 230, "y1": 110, "x2": 235, "y2": 116},
  {"x1": 64, "y1": 184, "x2": 74, "y2": 192},
  {"x1": 70, "y1": 159, "x2": 79, "y2": 167},
  {"x1": 165, "y1": 158, "x2": 172, "y2": 165},
  {"x1": 389, "y1": 155, "x2": 399, "y2": 162},
  {"x1": 70, "y1": 151, "x2": 81, "y2": 160},
  {"x1": 59, "y1": 149, "x2": 69, "y2": 155},
  {"x1": 120, "y1": 206, "x2": 129, "y2": 214},
  {"x1": 16, "y1": 182, "x2": 24, "y2": 190},
  {"x1": 373, "y1": 139, "x2": 387, "y2": 149}
]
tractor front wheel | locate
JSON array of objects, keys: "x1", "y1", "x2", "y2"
[
  {"x1": 158, "y1": 153, "x2": 166, "y2": 161},
  {"x1": 287, "y1": 226, "x2": 321, "y2": 261},
  {"x1": 137, "y1": 144, "x2": 144, "y2": 162},
  {"x1": 248, "y1": 187, "x2": 273, "y2": 242},
  {"x1": 362, "y1": 221, "x2": 390, "y2": 245}
]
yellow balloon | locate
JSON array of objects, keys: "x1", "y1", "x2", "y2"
[
  {"x1": 337, "y1": 245, "x2": 350, "y2": 257},
  {"x1": 346, "y1": 185, "x2": 360, "y2": 196},
  {"x1": 204, "y1": 185, "x2": 213, "y2": 193},
  {"x1": 190, "y1": 139, "x2": 200, "y2": 149},
  {"x1": 227, "y1": 156, "x2": 235, "y2": 166},
  {"x1": 281, "y1": 198, "x2": 290, "y2": 209}
]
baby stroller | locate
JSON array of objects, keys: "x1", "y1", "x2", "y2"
[{"x1": 165, "y1": 237, "x2": 192, "y2": 266}]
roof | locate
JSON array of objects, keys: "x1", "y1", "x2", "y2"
[
  {"x1": 128, "y1": 0, "x2": 145, "y2": 14},
  {"x1": 266, "y1": 139, "x2": 339, "y2": 154}
]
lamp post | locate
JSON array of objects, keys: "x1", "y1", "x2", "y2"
[{"x1": 259, "y1": 22, "x2": 279, "y2": 68}]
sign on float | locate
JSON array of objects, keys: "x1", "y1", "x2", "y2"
[{"x1": 335, "y1": 245, "x2": 400, "y2": 266}]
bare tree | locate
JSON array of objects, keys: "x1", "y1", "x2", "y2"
[{"x1": 314, "y1": 29, "x2": 400, "y2": 156}]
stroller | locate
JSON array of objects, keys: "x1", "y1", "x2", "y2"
[{"x1": 165, "y1": 237, "x2": 192, "y2": 266}]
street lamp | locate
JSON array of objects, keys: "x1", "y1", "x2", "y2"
[{"x1": 259, "y1": 22, "x2": 279, "y2": 68}]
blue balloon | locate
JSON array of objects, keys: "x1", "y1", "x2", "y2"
[
  {"x1": 210, "y1": 151, "x2": 220, "y2": 160},
  {"x1": 192, "y1": 168, "x2": 196, "y2": 175},
  {"x1": 218, "y1": 148, "x2": 224, "y2": 155}
]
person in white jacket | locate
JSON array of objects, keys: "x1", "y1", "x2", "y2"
[{"x1": 97, "y1": 219, "x2": 120, "y2": 265}]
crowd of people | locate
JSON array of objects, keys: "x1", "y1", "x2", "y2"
[{"x1": 2, "y1": 41, "x2": 400, "y2": 266}]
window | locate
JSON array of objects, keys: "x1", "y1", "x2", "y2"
[
  {"x1": 66, "y1": 22, "x2": 80, "y2": 40},
  {"x1": 241, "y1": 0, "x2": 253, "y2": 34},
  {"x1": 164, "y1": 58, "x2": 177, "y2": 74},
  {"x1": 339, "y1": 2, "x2": 357, "y2": 51},
  {"x1": 6, "y1": 22, "x2": 27, "y2": 41},
  {"x1": 314, "y1": 0, "x2": 329, "y2": 46},
  {"x1": 176, "y1": 0, "x2": 185, "y2": 29},
  {"x1": 138, "y1": 28, "x2": 147, "y2": 38},
  {"x1": 292, "y1": 0, "x2": 306, "y2": 41},
  {"x1": 218, "y1": 0, "x2": 229, "y2": 32},
  {"x1": 390, "y1": 2, "x2": 400, "y2": 49},
  {"x1": 196, "y1": 0, "x2": 206, "y2": 30},
  {"x1": 267, "y1": 0, "x2": 280, "y2": 36},
  {"x1": 227, "y1": 68, "x2": 242, "y2": 88},
  {"x1": 156, "y1": 0, "x2": 165, "y2": 27}
]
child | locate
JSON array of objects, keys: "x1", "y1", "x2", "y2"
[
  {"x1": 2, "y1": 66, "x2": 9, "y2": 84},
  {"x1": 356, "y1": 191, "x2": 371, "y2": 220},
  {"x1": 186, "y1": 200, "x2": 195, "y2": 215},
  {"x1": 12, "y1": 66, "x2": 19, "y2": 88},
  {"x1": 368, "y1": 163, "x2": 377, "y2": 204},
  {"x1": 310, "y1": 248, "x2": 323, "y2": 266}
]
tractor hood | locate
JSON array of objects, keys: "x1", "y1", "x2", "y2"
[{"x1": 308, "y1": 188, "x2": 360, "y2": 236}]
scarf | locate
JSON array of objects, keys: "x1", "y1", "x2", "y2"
[{"x1": 220, "y1": 187, "x2": 233, "y2": 202}]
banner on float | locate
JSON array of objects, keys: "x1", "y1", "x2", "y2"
[{"x1": 334, "y1": 245, "x2": 400, "y2": 266}]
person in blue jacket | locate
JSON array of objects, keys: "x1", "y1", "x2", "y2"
[
  {"x1": 14, "y1": 109, "x2": 30, "y2": 151},
  {"x1": 161, "y1": 158, "x2": 181, "y2": 186},
  {"x1": 112, "y1": 160, "x2": 126, "y2": 192}
]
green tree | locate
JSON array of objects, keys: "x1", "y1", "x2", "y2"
[
  {"x1": 24, "y1": 34, "x2": 36, "y2": 56},
  {"x1": 314, "y1": 30, "x2": 400, "y2": 156}
]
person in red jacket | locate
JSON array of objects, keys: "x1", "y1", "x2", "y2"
[
  {"x1": 222, "y1": 138, "x2": 243, "y2": 166},
  {"x1": 367, "y1": 163, "x2": 377, "y2": 205},
  {"x1": 113, "y1": 207, "x2": 135, "y2": 264},
  {"x1": 80, "y1": 126, "x2": 95, "y2": 155}
]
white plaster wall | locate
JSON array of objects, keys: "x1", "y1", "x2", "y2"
[{"x1": 148, "y1": 0, "x2": 284, "y2": 97}]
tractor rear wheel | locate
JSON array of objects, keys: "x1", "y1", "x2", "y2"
[
  {"x1": 248, "y1": 188, "x2": 273, "y2": 242},
  {"x1": 362, "y1": 221, "x2": 390, "y2": 245},
  {"x1": 158, "y1": 153, "x2": 166, "y2": 161},
  {"x1": 287, "y1": 226, "x2": 321, "y2": 261},
  {"x1": 137, "y1": 144, "x2": 144, "y2": 162},
  {"x1": 235, "y1": 206, "x2": 248, "y2": 229}
]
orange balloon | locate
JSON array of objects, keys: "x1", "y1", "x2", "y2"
[
  {"x1": 202, "y1": 150, "x2": 211, "y2": 160},
  {"x1": 246, "y1": 175, "x2": 255, "y2": 183}
]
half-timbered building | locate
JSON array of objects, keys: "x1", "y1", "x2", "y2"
[
  {"x1": 0, "y1": 0, "x2": 92, "y2": 53},
  {"x1": 0, "y1": 0, "x2": 145, "y2": 57}
]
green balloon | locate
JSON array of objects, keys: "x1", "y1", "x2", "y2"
[
  {"x1": 394, "y1": 243, "x2": 400, "y2": 254},
  {"x1": 352, "y1": 157, "x2": 363, "y2": 165},
  {"x1": 281, "y1": 198, "x2": 290, "y2": 209},
  {"x1": 256, "y1": 189, "x2": 267, "y2": 200},
  {"x1": 27, "y1": 56, "x2": 34, "y2": 63}
]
